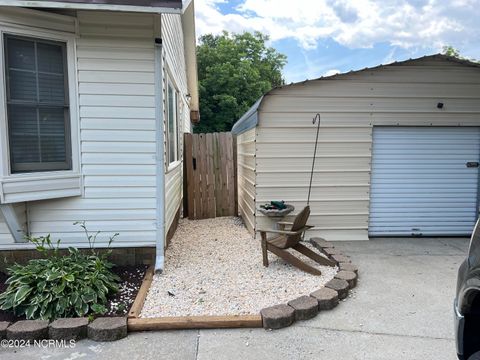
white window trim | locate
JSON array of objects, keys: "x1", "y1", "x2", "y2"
[
  {"x1": 166, "y1": 70, "x2": 180, "y2": 171},
  {"x1": 0, "y1": 21, "x2": 81, "y2": 204}
]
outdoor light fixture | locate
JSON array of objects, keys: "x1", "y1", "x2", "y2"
[
  {"x1": 186, "y1": 94, "x2": 192, "y2": 101},
  {"x1": 437, "y1": 102, "x2": 444, "y2": 109}
]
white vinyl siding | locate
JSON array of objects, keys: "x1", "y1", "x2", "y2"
[
  {"x1": 237, "y1": 128, "x2": 256, "y2": 235},
  {"x1": 248, "y1": 57, "x2": 480, "y2": 241},
  {"x1": 0, "y1": 9, "x2": 192, "y2": 248},
  {"x1": 0, "y1": 10, "x2": 158, "y2": 247},
  {"x1": 162, "y1": 13, "x2": 188, "y2": 234},
  {"x1": 369, "y1": 127, "x2": 480, "y2": 236}
]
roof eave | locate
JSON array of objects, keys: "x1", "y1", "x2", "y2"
[{"x1": 0, "y1": 0, "x2": 183, "y2": 14}]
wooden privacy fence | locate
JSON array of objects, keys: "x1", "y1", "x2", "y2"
[{"x1": 184, "y1": 132, "x2": 237, "y2": 220}]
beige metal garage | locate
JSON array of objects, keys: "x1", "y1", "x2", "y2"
[{"x1": 232, "y1": 54, "x2": 480, "y2": 241}]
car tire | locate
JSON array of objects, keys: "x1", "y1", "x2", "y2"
[{"x1": 468, "y1": 351, "x2": 480, "y2": 360}]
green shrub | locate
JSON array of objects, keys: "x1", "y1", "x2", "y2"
[{"x1": 0, "y1": 223, "x2": 120, "y2": 320}]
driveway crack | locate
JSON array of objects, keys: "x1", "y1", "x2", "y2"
[
  {"x1": 296, "y1": 325, "x2": 454, "y2": 341},
  {"x1": 194, "y1": 329, "x2": 200, "y2": 360}
]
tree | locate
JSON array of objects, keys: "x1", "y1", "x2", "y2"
[
  {"x1": 442, "y1": 45, "x2": 478, "y2": 63},
  {"x1": 442, "y1": 45, "x2": 461, "y2": 58},
  {"x1": 195, "y1": 31, "x2": 287, "y2": 133}
]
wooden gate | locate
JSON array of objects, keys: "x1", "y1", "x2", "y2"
[{"x1": 184, "y1": 132, "x2": 237, "y2": 219}]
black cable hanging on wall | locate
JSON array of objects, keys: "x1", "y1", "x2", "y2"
[{"x1": 307, "y1": 113, "x2": 321, "y2": 206}]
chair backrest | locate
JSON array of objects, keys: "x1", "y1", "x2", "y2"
[{"x1": 285, "y1": 206, "x2": 310, "y2": 248}]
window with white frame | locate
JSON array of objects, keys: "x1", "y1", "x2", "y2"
[
  {"x1": 0, "y1": 15, "x2": 81, "y2": 205},
  {"x1": 4, "y1": 34, "x2": 71, "y2": 173},
  {"x1": 166, "y1": 78, "x2": 179, "y2": 166}
]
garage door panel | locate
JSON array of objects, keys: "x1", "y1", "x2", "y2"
[
  {"x1": 369, "y1": 127, "x2": 480, "y2": 236},
  {"x1": 372, "y1": 227, "x2": 475, "y2": 235},
  {"x1": 372, "y1": 178, "x2": 477, "y2": 185}
]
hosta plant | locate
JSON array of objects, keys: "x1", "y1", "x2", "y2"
[{"x1": 0, "y1": 223, "x2": 120, "y2": 320}]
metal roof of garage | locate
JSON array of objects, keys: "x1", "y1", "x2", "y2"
[{"x1": 231, "y1": 54, "x2": 480, "y2": 135}]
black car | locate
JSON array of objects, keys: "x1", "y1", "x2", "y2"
[{"x1": 455, "y1": 219, "x2": 480, "y2": 359}]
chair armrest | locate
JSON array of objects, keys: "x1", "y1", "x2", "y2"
[
  {"x1": 277, "y1": 221, "x2": 294, "y2": 226},
  {"x1": 256, "y1": 226, "x2": 313, "y2": 235},
  {"x1": 256, "y1": 228, "x2": 300, "y2": 236},
  {"x1": 277, "y1": 222, "x2": 314, "y2": 228}
]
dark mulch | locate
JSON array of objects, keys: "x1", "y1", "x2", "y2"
[
  {"x1": 104, "y1": 265, "x2": 148, "y2": 317},
  {"x1": 0, "y1": 265, "x2": 148, "y2": 322}
]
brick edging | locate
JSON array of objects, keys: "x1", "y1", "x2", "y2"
[
  {"x1": 259, "y1": 237, "x2": 359, "y2": 330},
  {"x1": 1, "y1": 317, "x2": 127, "y2": 342}
]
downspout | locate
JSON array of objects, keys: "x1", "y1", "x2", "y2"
[{"x1": 154, "y1": 36, "x2": 165, "y2": 274}]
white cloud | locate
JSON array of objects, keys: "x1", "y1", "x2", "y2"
[
  {"x1": 323, "y1": 69, "x2": 341, "y2": 76},
  {"x1": 195, "y1": 0, "x2": 479, "y2": 53}
]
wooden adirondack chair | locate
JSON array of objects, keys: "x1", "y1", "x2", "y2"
[{"x1": 257, "y1": 206, "x2": 336, "y2": 275}]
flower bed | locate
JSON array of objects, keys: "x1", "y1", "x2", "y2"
[{"x1": 0, "y1": 265, "x2": 148, "y2": 322}]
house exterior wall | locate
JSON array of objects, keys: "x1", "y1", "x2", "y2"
[
  {"x1": 162, "y1": 13, "x2": 189, "y2": 235},
  {"x1": 254, "y1": 57, "x2": 480, "y2": 241},
  {"x1": 237, "y1": 127, "x2": 256, "y2": 234},
  {"x1": 0, "y1": 8, "x2": 191, "y2": 249}
]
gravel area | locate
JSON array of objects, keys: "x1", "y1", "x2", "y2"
[{"x1": 141, "y1": 217, "x2": 337, "y2": 317}]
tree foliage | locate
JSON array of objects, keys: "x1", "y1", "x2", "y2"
[
  {"x1": 442, "y1": 45, "x2": 478, "y2": 63},
  {"x1": 442, "y1": 45, "x2": 461, "y2": 58},
  {"x1": 195, "y1": 31, "x2": 287, "y2": 133}
]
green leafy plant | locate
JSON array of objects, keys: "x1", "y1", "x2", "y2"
[{"x1": 0, "y1": 224, "x2": 120, "y2": 320}]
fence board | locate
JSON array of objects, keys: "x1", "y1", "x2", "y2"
[
  {"x1": 233, "y1": 136, "x2": 238, "y2": 216},
  {"x1": 184, "y1": 132, "x2": 237, "y2": 219},
  {"x1": 199, "y1": 134, "x2": 208, "y2": 219},
  {"x1": 206, "y1": 133, "x2": 215, "y2": 218},
  {"x1": 193, "y1": 134, "x2": 202, "y2": 219},
  {"x1": 213, "y1": 133, "x2": 221, "y2": 217},
  {"x1": 184, "y1": 133, "x2": 194, "y2": 218},
  {"x1": 219, "y1": 133, "x2": 228, "y2": 216}
]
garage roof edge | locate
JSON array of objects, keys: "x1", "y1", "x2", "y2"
[
  {"x1": 231, "y1": 54, "x2": 480, "y2": 136},
  {"x1": 231, "y1": 96, "x2": 264, "y2": 135}
]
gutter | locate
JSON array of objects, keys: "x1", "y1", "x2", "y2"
[
  {"x1": 181, "y1": 0, "x2": 200, "y2": 123},
  {"x1": 154, "y1": 36, "x2": 165, "y2": 274}
]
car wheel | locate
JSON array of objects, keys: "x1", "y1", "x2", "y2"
[{"x1": 468, "y1": 351, "x2": 480, "y2": 360}]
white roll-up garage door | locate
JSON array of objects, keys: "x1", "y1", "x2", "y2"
[{"x1": 369, "y1": 127, "x2": 480, "y2": 236}]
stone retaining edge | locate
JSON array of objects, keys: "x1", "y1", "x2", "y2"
[{"x1": 260, "y1": 237, "x2": 359, "y2": 330}]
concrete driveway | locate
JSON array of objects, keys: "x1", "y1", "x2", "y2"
[{"x1": 0, "y1": 237, "x2": 467, "y2": 360}]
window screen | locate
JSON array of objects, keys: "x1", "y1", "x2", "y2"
[
  {"x1": 167, "y1": 81, "x2": 178, "y2": 165},
  {"x1": 4, "y1": 35, "x2": 71, "y2": 173}
]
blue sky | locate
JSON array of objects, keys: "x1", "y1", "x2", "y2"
[{"x1": 195, "y1": 0, "x2": 480, "y2": 83}]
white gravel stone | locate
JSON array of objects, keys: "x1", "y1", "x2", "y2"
[{"x1": 140, "y1": 217, "x2": 337, "y2": 317}]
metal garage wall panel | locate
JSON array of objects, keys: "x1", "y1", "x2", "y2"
[
  {"x1": 237, "y1": 128, "x2": 256, "y2": 235},
  {"x1": 369, "y1": 127, "x2": 480, "y2": 236}
]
